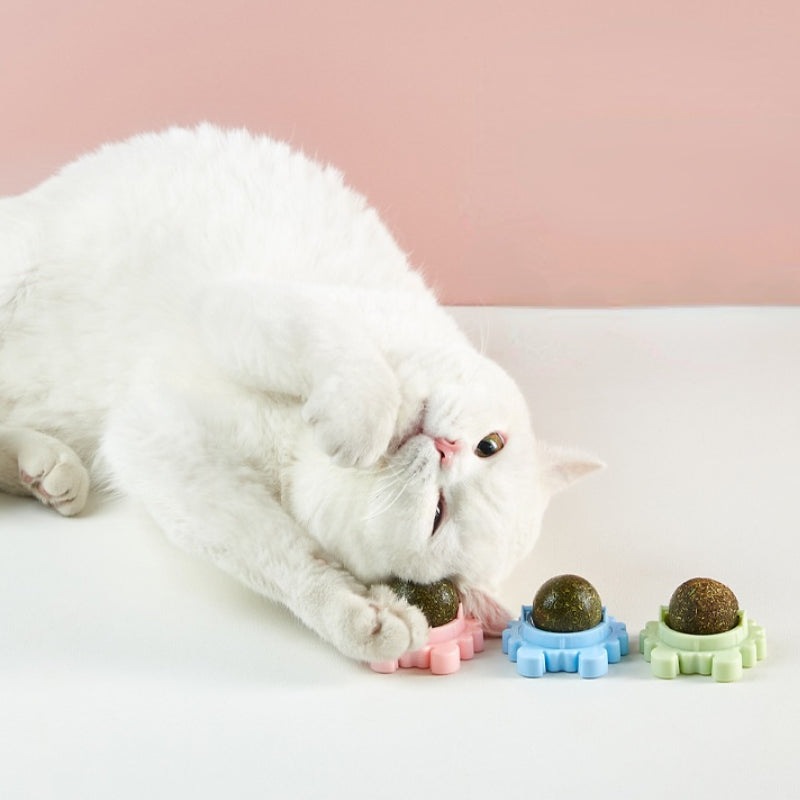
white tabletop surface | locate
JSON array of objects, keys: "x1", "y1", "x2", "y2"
[{"x1": 2, "y1": 306, "x2": 798, "y2": 799}]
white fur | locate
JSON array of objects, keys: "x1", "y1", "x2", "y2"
[{"x1": 0, "y1": 125, "x2": 600, "y2": 662}]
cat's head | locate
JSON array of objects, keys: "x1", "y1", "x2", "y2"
[{"x1": 288, "y1": 353, "x2": 602, "y2": 632}]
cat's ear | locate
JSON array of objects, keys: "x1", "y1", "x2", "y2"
[
  {"x1": 538, "y1": 441, "x2": 605, "y2": 497},
  {"x1": 457, "y1": 582, "x2": 513, "y2": 637}
]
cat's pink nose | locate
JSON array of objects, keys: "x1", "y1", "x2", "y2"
[{"x1": 433, "y1": 437, "x2": 460, "y2": 466}]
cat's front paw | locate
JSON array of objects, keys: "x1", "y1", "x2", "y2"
[
  {"x1": 335, "y1": 585, "x2": 429, "y2": 662},
  {"x1": 18, "y1": 439, "x2": 89, "y2": 516},
  {"x1": 302, "y1": 361, "x2": 401, "y2": 469}
]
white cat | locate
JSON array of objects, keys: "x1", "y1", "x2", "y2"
[{"x1": 0, "y1": 125, "x2": 600, "y2": 663}]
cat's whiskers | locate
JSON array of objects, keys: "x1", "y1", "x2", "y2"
[
  {"x1": 365, "y1": 478, "x2": 407, "y2": 522},
  {"x1": 363, "y1": 460, "x2": 416, "y2": 522}
]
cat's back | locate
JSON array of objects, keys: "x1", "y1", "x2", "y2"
[
  {"x1": 7, "y1": 124, "x2": 418, "y2": 292},
  {"x1": 0, "y1": 126, "x2": 430, "y2": 444}
]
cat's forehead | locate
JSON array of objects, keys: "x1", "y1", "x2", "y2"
[{"x1": 463, "y1": 357, "x2": 531, "y2": 423}]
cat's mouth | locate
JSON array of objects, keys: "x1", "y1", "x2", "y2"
[{"x1": 432, "y1": 492, "x2": 446, "y2": 536}]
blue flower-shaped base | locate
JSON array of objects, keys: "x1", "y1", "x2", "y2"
[{"x1": 503, "y1": 606, "x2": 629, "y2": 678}]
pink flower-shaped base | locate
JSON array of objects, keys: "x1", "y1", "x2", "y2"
[{"x1": 370, "y1": 604, "x2": 484, "y2": 675}]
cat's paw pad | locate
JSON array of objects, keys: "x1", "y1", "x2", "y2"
[
  {"x1": 302, "y1": 366, "x2": 400, "y2": 469},
  {"x1": 338, "y1": 585, "x2": 429, "y2": 662},
  {"x1": 19, "y1": 442, "x2": 89, "y2": 516}
]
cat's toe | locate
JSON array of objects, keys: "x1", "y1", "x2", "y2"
[
  {"x1": 36, "y1": 461, "x2": 90, "y2": 516},
  {"x1": 339, "y1": 587, "x2": 429, "y2": 662},
  {"x1": 19, "y1": 442, "x2": 90, "y2": 516},
  {"x1": 370, "y1": 584, "x2": 430, "y2": 650}
]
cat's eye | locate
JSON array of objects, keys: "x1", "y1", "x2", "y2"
[{"x1": 474, "y1": 432, "x2": 505, "y2": 458}]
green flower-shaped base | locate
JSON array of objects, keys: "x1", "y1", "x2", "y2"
[{"x1": 639, "y1": 607, "x2": 766, "y2": 682}]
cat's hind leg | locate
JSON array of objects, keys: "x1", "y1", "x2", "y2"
[{"x1": 0, "y1": 427, "x2": 90, "y2": 516}]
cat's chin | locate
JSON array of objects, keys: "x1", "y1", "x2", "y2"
[{"x1": 378, "y1": 564, "x2": 451, "y2": 586}]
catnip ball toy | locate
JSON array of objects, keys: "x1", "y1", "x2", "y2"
[
  {"x1": 503, "y1": 574, "x2": 628, "y2": 678},
  {"x1": 667, "y1": 577, "x2": 739, "y2": 635},
  {"x1": 640, "y1": 577, "x2": 765, "y2": 681},
  {"x1": 389, "y1": 577, "x2": 460, "y2": 628},
  {"x1": 531, "y1": 574, "x2": 603, "y2": 633}
]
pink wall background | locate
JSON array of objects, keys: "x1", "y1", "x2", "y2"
[{"x1": 1, "y1": 1, "x2": 798, "y2": 306}]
